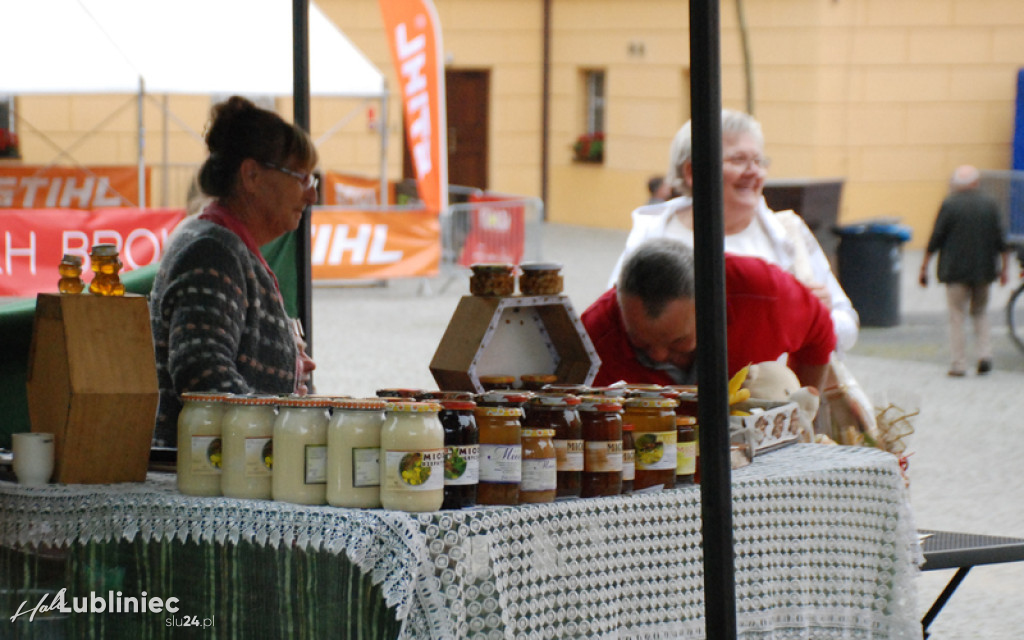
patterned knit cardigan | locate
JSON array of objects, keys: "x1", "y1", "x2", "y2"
[{"x1": 149, "y1": 218, "x2": 297, "y2": 446}]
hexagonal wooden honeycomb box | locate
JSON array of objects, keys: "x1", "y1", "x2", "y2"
[{"x1": 429, "y1": 294, "x2": 601, "y2": 392}]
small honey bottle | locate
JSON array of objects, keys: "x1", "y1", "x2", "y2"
[
  {"x1": 57, "y1": 254, "x2": 85, "y2": 294},
  {"x1": 88, "y1": 244, "x2": 126, "y2": 296}
]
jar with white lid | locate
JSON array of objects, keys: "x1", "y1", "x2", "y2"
[
  {"x1": 380, "y1": 401, "x2": 445, "y2": 512},
  {"x1": 176, "y1": 392, "x2": 229, "y2": 496},
  {"x1": 327, "y1": 398, "x2": 387, "y2": 508},
  {"x1": 221, "y1": 394, "x2": 277, "y2": 500},
  {"x1": 272, "y1": 395, "x2": 331, "y2": 505}
]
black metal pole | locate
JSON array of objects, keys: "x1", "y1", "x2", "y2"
[
  {"x1": 689, "y1": 1, "x2": 737, "y2": 638},
  {"x1": 292, "y1": 0, "x2": 314, "y2": 361}
]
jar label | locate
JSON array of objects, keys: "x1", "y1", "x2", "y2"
[
  {"x1": 479, "y1": 444, "x2": 522, "y2": 482},
  {"x1": 304, "y1": 444, "x2": 327, "y2": 484},
  {"x1": 245, "y1": 437, "x2": 273, "y2": 477},
  {"x1": 634, "y1": 431, "x2": 677, "y2": 471},
  {"x1": 445, "y1": 445, "x2": 480, "y2": 485},
  {"x1": 352, "y1": 447, "x2": 380, "y2": 488},
  {"x1": 383, "y1": 449, "x2": 445, "y2": 492},
  {"x1": 584, "y1": 440, "x2": 623, "y2": 472},
  {"x1": 190, "y1": 435, "x2": 222, "y2": 475},
  {"x1": 521, "y1": 458, "x2": 557, "y2": 491},
  {"x1": 676, "y1": 441, "x2": 697, "y2": 476},
  {"x1": 622, "y1": 447, "x2": 636, "y2": 482},
  {"x1": 554, "y1": 439, "x2": 584, "y2": 471}
]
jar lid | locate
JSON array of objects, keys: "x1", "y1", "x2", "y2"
[
  {"x1": 622, "y1": 423, "x2": 635, "y2": 431},
  {"x1": 180, "y1": 391, "x2": 231, "y2": 403},
  {"x1": 577, "y1": 396, "x2": 623, "y2": 412},
  {"x1": 375, "y1": 388, "x2": 424, "y2": 399},
  {"x1": 440, "y1": 400, "x2": 477, "y2": 411},
  {"x1": 527, "y1": 393, "x2": 580, "y2": 407},
  {"x1": 623, "y1": 397, "x2": 679, "y2": 409},
  {"x1": 387, "y1": 401, "x2": 442, "y2": 413},
  {"x1": 475, "y1": 390, "x2": 531, "y2": 405},
  {"x1": 277, "y1": 395, "x2": 332, "y2": 408},
  {"x1": 521, "y1": 428, "x2": 556, "y2": 437},
  {"x1": 521, "y1": 373, "x2": 558, "y2": 383},
  {"x1": 479, "y1": 374, "x2": 515, "y2": 384},
  {"x1": 476, "y1": 406, "x2": 524, "y2": 418},
  {"x1": 417, "y1": 390, "x2": 476, "y2": 402},
  {"x1": 676, "y1": 416, "x2": 697, "y2": 426},
  {"x1": 470, "y1": 263, "x2": 514, "y2": 273},
  {"x1": 223, "y1": 394, "x2": 278, "y2": 406},
  {"x1": 90, "y1": 243, "x2": 119, "y2": 257},
  {"x1": 61, "y1": 254, "x2": 83, "y2": 266},
  {"x1": 519, "y1": 262, "x2": 562, "y2": 272},
  {"x1": 588, "y1": 386, "x2": 630, "y2": 398},
  {"x1": 332, "y1": 398, "x2": 387, "y2": 411}
]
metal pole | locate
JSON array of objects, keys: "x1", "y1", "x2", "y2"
[
  {"x1": 689, "y1": 1, "x2": 737, "y2": 638},
  {"x1": 137, "y1": 77, "x2": 146, "y2": 208},
  {"x1": 293, "y1": 0, "x2": 314, "y2": 359},
  {"x1": 380, "y1": 88, "x2": 390, "y2": 206}
]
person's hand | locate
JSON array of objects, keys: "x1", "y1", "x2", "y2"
[
  {"x1": 918, "y1": 270, "x2": 928, "y2": 287},
  {"x1": 1000, "y1": 270, "x2": 1009, "y2": 287},
  {"x1": 808, "y1": 283, "x2": 831, "y2": 310}
]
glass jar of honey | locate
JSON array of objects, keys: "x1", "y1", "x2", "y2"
[
  {"x1": 438, "y1": 399, "x2": 479, "y2": 509},
  {"x1": 469, "y1": 263, "x2": 514, "y2": 296},
  {"x1": 474, "y1": 405, "x2": 522, "y2": 505},
  {"x1": 624, "y1": 397, "x2": 678, "y2": 492},
  {"x1": 87, "y1": 243, "x2": 125, "y2": 296},
  {"x1": 221, "y1": 394, "x2": 277, "y2": 500},
  {"x1": 380, "y1": 401, "x2": 445, "y2": 512},
  {"x1": 272, "y1": 395, "x2": 331, "y2": 505},
  {"x1": 519, "y1": 428, "x2": 557, "y2": 503},
  {"x1": 578, "y1": 396, "x2": 623, "y2": 498},
  {"x1": 478, "y1": 375, "x2": 515, "y2": 391},
  {"x1": 326, "y1": 398, "x2": 386, "y2": 508},
  {"x1": 676, "y1": 416, "x2": 697, "y2": 486},
  {"x1": 524, "y1": 393, "x2": 582, "y2": 498},
  {"x1": 176, "y1": 391, "x2": 229, "y2": 496},
  {"x1": 518, "y1": 262, "x2": 564, "y2": 295},
  {"x1": 58, "y1": 254, "x2": 85, "y2": 294},
  {"x1": 621, "y1": 423, "x2": 635, "y2": 495}
]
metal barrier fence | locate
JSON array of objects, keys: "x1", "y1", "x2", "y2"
[{"x1": 440, "y1": 196, "x2": 545, "y2": 274}]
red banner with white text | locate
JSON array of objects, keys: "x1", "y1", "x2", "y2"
[
  {"x1": 0, "y1": 166, "x2": 149, "y2": 209},
  {"x1": 0, "y1": 208, "x2": 184, "y2": 297},
  {"x1": 310, "y1": 207, "x2": 440, "y2": 280},
  {"x1": 379, "y1": 0, "x2": 447, "y2": 214}
]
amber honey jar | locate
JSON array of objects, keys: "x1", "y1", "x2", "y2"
[
  {"x1": 676, "y1": 416, "x2": 697, "y2": 485},
  {"x1": 624, "y1": 397, "x2": 678, "y2": 492},
  {"x1": 58, "y1": 254, "x2": 85, "y2": 294},
  {"x1": 88, "y1": 243, "x2": 125, "y2": 296},
  {"x1": 518, "y1": 262, "x2": 564, "y2": 295},
  {"x1": 519, "y1": 428, "x2": 557, "y2": 503},
  {"x1": 470, "y1": 263, "x2": 515, "y2": 296},
  {"x1": 520, "y1": 373, "x2": 558, "y2": 391},
  {"x1": 524, "y1": 393, "x2": 582, "y2": 498},
  {"x1": 578, "y1": 396, "x2": 623, "y2": 498},
  {"x1": 474, "y1": 405, "x2": 522, "y2": 505},
  {"x1": 478, "y1": 375, "x2": 515, "y2": 391}
]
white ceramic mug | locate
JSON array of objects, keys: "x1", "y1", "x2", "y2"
[{"x1": 12, "y1": 432, "x2": 55, "y2": 486}]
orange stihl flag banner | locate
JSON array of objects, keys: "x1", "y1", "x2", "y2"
[
  {"x1": 0, "y1": 166, "x2": 149, "y2": 209},
  {"x1": 379, "y1": 0, "x2": 447, "y2": 214},
  {"x1": 310, "y1": 207, "x2": 440, "y2": 280}
]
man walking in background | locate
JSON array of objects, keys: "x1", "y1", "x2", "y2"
[{"x1": 919, "y1": 165, "x2": 1012, "y2": 377}]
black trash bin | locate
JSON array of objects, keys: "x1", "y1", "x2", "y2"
[{"x1": 833, "y1": 220, "x2": 912, "y2": 328}]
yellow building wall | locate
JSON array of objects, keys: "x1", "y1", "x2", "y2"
[{"x1": 9, "y1": 0, "x2": 1024, "y2": 249}]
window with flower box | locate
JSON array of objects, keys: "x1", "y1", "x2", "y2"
[
  {"x1": 573, "y1": 70, "x2": 605, "y2": 163},
  {"x1": 0, "y1": 96, "x2": 19, "y2": 159}
]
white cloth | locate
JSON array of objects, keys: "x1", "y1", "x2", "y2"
[
  {"x1": 608, "y1": 196, "x2": 860, "y2": 352},
  {"x1": 0, "y1": 445, "x2": 921, "y2": 640}
]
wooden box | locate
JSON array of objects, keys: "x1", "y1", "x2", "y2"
[
  {"x1": 26, "y1": 293, "x2": 159, "y2": 484},
  {"x1": 429, "y1": 294, "x2": 601, "y2": 392}
]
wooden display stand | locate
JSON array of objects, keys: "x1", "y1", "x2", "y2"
[
  {"x1": 25, "y1": 293, "x2": 158, "y2": 484},
  {"x1": 430, "y1": 294, "x2": 600, "y2": 392}
]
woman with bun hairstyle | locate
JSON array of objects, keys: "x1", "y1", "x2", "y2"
[{"x1": 149, "y1": 96, "x2": 318, "y2": 445}]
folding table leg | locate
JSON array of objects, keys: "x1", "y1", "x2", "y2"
[{"x1": 921, "y1": 566, "x2": 972, "y2": 639}]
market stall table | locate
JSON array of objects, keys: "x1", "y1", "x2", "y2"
[{"x1": 0, "y1": 444, "x2": 922, "y2": 639}]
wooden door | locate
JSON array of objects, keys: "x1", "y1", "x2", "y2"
[{"x1": 403, "y1": 69, "x2": 490, "y2": 193}]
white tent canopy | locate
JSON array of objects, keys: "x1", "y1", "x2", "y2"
[{"x1": 5, "y1": 0, "x2": 385, "y2": 97}]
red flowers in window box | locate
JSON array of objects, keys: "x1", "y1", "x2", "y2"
[{"x1": 573, "y1": 132, "x2": 604, "y2": 163}]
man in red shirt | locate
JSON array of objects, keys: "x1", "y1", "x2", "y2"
[{"x1": 582, "y1": 238, "x2": 836, "y2": 390}]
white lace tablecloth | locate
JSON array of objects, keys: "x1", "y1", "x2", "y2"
[{"x1": 0, "y1": 444, "x2": 921, "y2": 639}]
